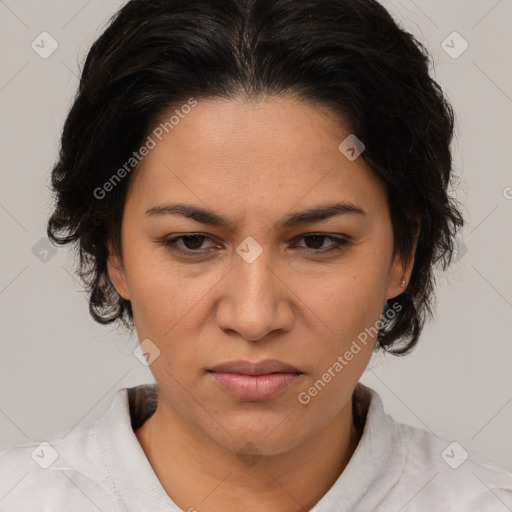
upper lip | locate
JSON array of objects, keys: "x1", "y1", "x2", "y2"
[{"x1": 208, "y1": 359, "x2": 302, "y2": 375}]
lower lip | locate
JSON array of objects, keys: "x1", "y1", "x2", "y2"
[{"x1": 209, "y1": 372, "x2": 302, "y2": 401}]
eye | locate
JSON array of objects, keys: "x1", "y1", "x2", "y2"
[
  {"x1": 293, "y1": 234, "x2": 350, "y2": 254},
  {"x1": 162, "y1": 234, "x2": 217, "y2": 255},
  {"x1": 162, "y1": 233, "x2": 350, "y2": 257}
]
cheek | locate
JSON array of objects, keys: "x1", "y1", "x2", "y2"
[
  {"x1": 126, "y1": 265, "x2": 204, "y2": 337},
  {"x1": 299, "y1": 255, "x2": 390, "y2": 346},
  {"x1": 292, "y1": 272, "x2": 384, "y2": 412},
  {"x1": 121, "y1": 240, "x2": 185, "y2": 334},
  {"x1": 123, "y1": 245, "x2": 232, "y2": 359},
  {"x1": 123, "y1": 226, "x2": 391, "y2": 355}
]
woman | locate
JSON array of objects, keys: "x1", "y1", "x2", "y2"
[{"x1": 1, "y1": 0, "x2": 511, "y2": 510}]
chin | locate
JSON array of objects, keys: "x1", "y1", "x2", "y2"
[{"x1": 204, "y1": 415, "x2": 307, "y2": 457}]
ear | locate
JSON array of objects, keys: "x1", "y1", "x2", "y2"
[
  {"x1": 386, "y1": 231, "x2": 419, "y2": 300},
  {"x1": 107, "y1": 249, "x2": 131, "y2": 300}
]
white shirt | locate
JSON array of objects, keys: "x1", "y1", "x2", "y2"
[{"x1": 1, "y1": 382, "x2": 511, "y2": 511}]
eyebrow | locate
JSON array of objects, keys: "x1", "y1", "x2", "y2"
[{"x1": 145, "y1": 201, "x2": 366, "y2": 230}]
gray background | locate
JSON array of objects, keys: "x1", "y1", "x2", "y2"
[{"x1": 0, "y1": 0, "x2": 511, "y2": 472}]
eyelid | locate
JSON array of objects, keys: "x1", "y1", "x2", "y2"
[
  {"x1": 162, "y1": 233, "x2": 219, "y2": 253},
  {"x1": 161, "y1": 232, "x2": 351, "y2": 256}
]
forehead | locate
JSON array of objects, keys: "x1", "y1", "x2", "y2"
[
  {"x1": 126, "y1": 97, "x2": 387, "y2": 219},
  {"x1": 147, "y1": 96, "x2": 348, "y2": 170}
]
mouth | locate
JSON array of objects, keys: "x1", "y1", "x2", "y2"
[{"x1": 206, "y1": 359, "x2": 304, "y2": 402}]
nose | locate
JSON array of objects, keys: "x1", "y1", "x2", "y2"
[{"x1": 215, "y1": 247, "x2": 294, "y2": 342}]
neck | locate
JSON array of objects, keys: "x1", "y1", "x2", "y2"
[{"x1": 135, "y1": 393, "x2": 361, "y2": 512}]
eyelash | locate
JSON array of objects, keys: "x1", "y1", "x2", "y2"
[{"x1": 161, "y1": 233, "x2": 350, "y2": 256}]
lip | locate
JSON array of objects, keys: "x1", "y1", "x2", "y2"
[
  {"x1": 208, "y1": 359, "x2": 301, "y2": 375},
  {"x1": 207, "y1": 359, "x2": 303, "y2": 401}
]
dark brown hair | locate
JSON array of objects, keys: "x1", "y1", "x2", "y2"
[{"x1": 47, "y1": 0, "x2": 463, "y2": 354}]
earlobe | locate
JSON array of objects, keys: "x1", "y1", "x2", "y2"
[
  {"x1": 386, "y1": 255, "x2": 407, "y2": 300},
  {"x1": 107, "y1": 253, "x2": 130, "y2": 300},
  {"x1": 386, "y1": 231, "x2": 419, "y2": 300}
]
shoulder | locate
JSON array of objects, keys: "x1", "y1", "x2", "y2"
[
  {"x1": 0, "y1": 417, "x2": 122, "y2": 511},
  {"x1": 355, "y1": 383, "x2": 512, "y2": 511},
  {"x1": 0, "y1": 385, "x2": 158, "y2": 511},
  {"x1": 396, "y1": 421, "x2": 512, "y2": 510}
]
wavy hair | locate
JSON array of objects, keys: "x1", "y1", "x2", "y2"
[{"x1": 47, "y1": 0, "x2": 463, "y2": 354}]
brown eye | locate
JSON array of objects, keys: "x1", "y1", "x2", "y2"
[
  {"x1": 162, "y1": 233, "x2": 350, "y2": 258},
  {"x1": 295, "y1": 234, "x2": 350, "y2": 254},
  {"x1": 163, "y1": 234, "x2": 216, "y2": 254}
]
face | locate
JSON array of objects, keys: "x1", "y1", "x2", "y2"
[{"x1": 108, "y1": 96, "x2": 412, "y2": 456}]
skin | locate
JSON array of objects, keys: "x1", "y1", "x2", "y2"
[{"x1": 108, "y1": 96, "x2": 417, "y2": 512}]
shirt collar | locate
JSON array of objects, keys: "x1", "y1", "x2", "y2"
[
  {"x1": 311, "y1": 382, "x2": 405, "y2": 511},
  {"x1": 97, "y1": 382, "x2": 404, "y2": 511},
  {"x1": 97, "y1": 383, "x2": 179, "y2": 512}
]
